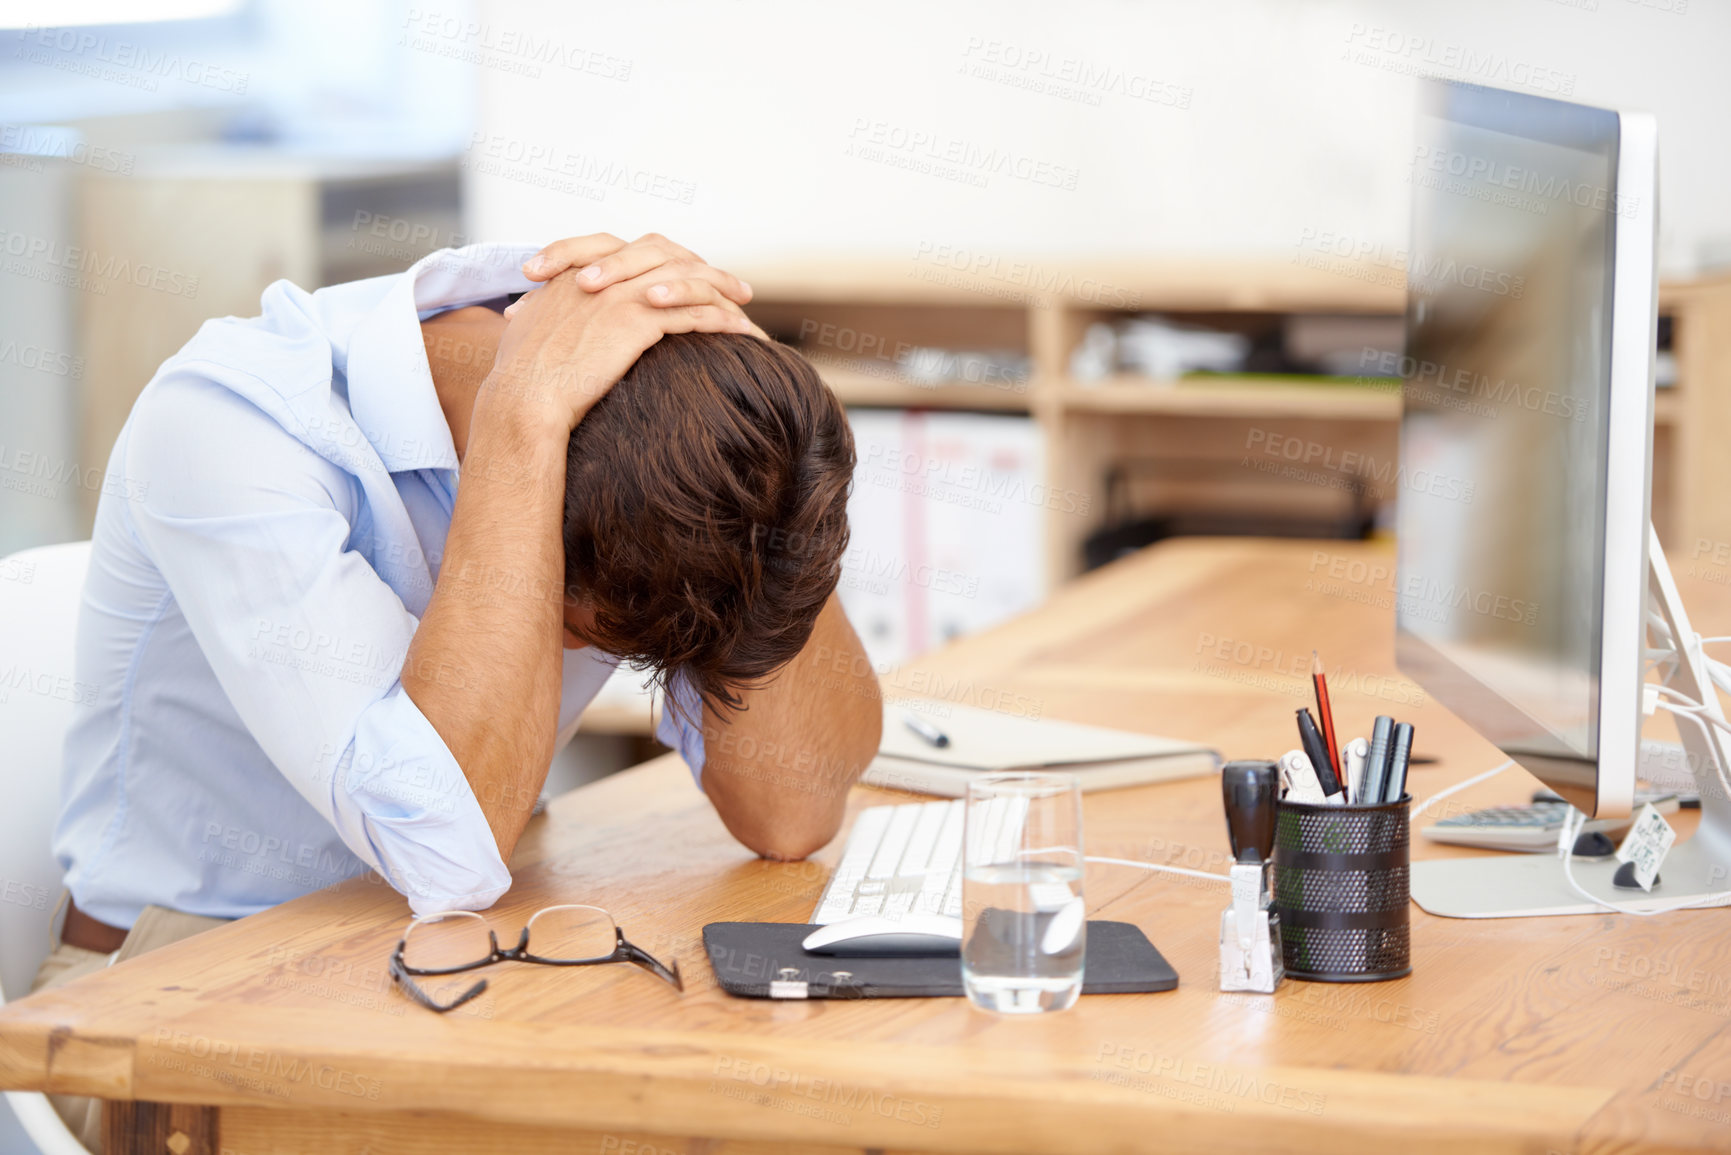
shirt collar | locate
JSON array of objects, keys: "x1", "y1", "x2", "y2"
[{"x1": 344, "y1": 243, "x2": 540, "y2": 474}]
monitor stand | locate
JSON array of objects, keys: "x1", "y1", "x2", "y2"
[{"x1": 1411, "y1": 526, "x2": 1731, "y2": 918}]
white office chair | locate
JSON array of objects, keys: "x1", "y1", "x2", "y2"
[{"x1": 0, "y1": 541, "x2": 97, "y2": 1155}]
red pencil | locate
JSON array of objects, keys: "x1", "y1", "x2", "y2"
[{"x1": 1311, "y1": 650, "x2": 1346, "y2": 800}]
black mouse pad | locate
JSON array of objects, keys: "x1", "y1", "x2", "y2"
[{"x1": 701, "y1": 920, "x2": 1177, "y2": 999}]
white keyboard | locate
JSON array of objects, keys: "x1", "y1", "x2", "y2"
[{"x1": 810, "y1": 798, "x2": 1028, "y2": 925}]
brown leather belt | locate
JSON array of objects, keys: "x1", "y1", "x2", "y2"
[{"x1": 63, "y1": 898, "x2": 128, "y2": 955}]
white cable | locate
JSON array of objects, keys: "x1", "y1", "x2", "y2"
[
  {"x1": 1646, "y1": 675, "x2": 1731, "y2": 801},
  {"x1": 1548, "y1": 689, "x2": 1731, "y2": 915},
  {"x1": 1650, "y1": 682, "x2": 1731, "y2": 746},
  {"x1": 1092, "y1": 756, "x2": 1518, "y2": 875},
  {"x1": 1085, "y1": 855, "x2": 1231, "y2": 884},
  {"x1": 1558, "y1": 803, "x2": 1731, "y2": 917},
  {"x1": 1092, "y1": 755, "x2": 1511, "y2": 871},
  {"x1": 1652, "y1": 699, "x2": 1731, "y2": 803},
  {"x1": 1408, "y1": 759, "x2": 1516, "y2": 824},
  {"x1": 1651, "y1": 682, "x2": 1706, "y2": 707},
  {"x1": 1398, "y1": 618, "x2": 1731, "y2": 917}
]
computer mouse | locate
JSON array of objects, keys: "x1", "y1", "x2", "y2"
[
  {"x1": 801, "y1": 914, "x2": 964, "y2": 956},
  {"x1": 1041, "y1": 897, "x2": 1086, "y2": 955}
]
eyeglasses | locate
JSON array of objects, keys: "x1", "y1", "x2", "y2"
[{"x1": 388, "y1": 904, "x2": 683, "y2": 1013}]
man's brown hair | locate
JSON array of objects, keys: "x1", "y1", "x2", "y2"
[{"x1": 563, "y1": 333, "x2": 854, "y2": 714}]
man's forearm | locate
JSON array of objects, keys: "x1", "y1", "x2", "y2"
[
  {"x1": 393, "y1": 235, "x2": 761, "y2": 868},
  {"x1": 401, "y1": 393, "x2": 569, "y2": 861},
  {"x1": 700, "y1": 594, "x2": 882, "y2": 859}
]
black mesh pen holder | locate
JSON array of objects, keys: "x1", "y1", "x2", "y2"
[{"x1": 1272, "y1": 795, "x2": 1411, "y2": 982}]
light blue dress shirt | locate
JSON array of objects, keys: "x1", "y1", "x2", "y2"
[{"x1": 54, "y1": 244, "x2": 706, "y2": 927}]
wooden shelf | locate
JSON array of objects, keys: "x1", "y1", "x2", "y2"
[
  {"x1": 1657, "y1": 275, "x2": 1731, "y2": 308},
  {"x1": 565, "y1": 267, "x2": 1729, "y2": 734},
  {"x1": 819, "y1": 366, "x2": 1032, "y2": 412},
  {"x1": 1056, "y1": 375, "x2": 1400, "y2": 420},
  {"x1": 575, "y1": 699, "x2": 654, "y2": 737},
  {"x1": 1061, "y1": 377, "x2": 1684, "y2": 425},
  {"x1": 724, "y1": 260, "x2": 1729, "y2": 647},
  {"x1": 1654, "y1": 388, "x2": 1681, "y2": 425}
]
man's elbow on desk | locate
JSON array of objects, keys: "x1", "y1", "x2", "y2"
[
  {"x1": 701, "y1": 727, "x2": 876, "y2": 861},
  {"x1": 701, "y1": 701, "x2": 882, "y2": 860},
  {"x1": 699, "y1": 598, "x2": 884, "y2": 861},
  {"x1": 716, "y1": 805, "x2": 847, "y2": 864}
]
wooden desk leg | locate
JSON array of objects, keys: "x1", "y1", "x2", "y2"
[{"x1": 103, "y1": 1101, "x2": 219, "y2": 1155}]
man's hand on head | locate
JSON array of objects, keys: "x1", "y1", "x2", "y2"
[
  {"x1": 485, "y1": 233, "x2": 766, "y2": 434},
  {"x1": 515, "y1": 232, "x2": 756, "y2": 308},
  {"x1": 410, "y1": 229, "x2": 760, "y2": 863}
]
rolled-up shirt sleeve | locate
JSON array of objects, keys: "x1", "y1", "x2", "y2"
[
  {"x1": 125, "y1": 373, "x2": 509, "y2": 915},
  {"x1": 655, "y1": 669, "x2": 707, "y2": 787}
]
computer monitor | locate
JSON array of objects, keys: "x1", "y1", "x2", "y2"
[
  {"x1": 1397, "y1": 81, "x2": 1731, "y2": 917},
  {"x1": 1396, "y1": 79, "x2": 1653, "y2": 821}
]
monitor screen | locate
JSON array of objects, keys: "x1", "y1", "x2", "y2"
[{"x1": 1396, "y1": 81, "x2": 1622, "y2": 792}]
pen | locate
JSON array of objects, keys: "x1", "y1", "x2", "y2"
[
  {"x1": 902, "y1": 711, "x2": 950, "y2": 748},
  {"x1": 1311, "y1": 652, "x2": 1345, "y2": 799},
  {"x1": 1385, "y1": 722, "x2": 1414, "y2": 803},
  {"x1": 1296, "y1": 709, "x2": 1343, "y2": 801},
  {"x1": 1362, "y1": 715, "x2": 1395, "y2": 805},
  {"x1": 1343, "y1": 737, "x2": 1370, "y2": 802}
]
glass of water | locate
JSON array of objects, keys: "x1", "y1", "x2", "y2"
[{"x1": 961, "y1": 771, "x2": 1085, "y2": 1014}]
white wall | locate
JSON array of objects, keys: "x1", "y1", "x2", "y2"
[{"x1": 467, "y1": 0, "x2": 1728, "y2": 275}]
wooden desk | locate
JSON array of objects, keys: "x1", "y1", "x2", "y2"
[{"x1": 4, "y1": 538, "x2": 1730, "y2": 1155}]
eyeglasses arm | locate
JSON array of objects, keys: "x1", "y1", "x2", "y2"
[
  {"x1": 390, "y1": 950, "x2": 489, "y2": 1013},
  {"x1": 617, "y1": 938, "x2": 683, "y2": 992}
]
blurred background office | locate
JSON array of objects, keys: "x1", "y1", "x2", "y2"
[{"x1": 3, "y1": 0, "x2": 1728, "y2": 979}]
